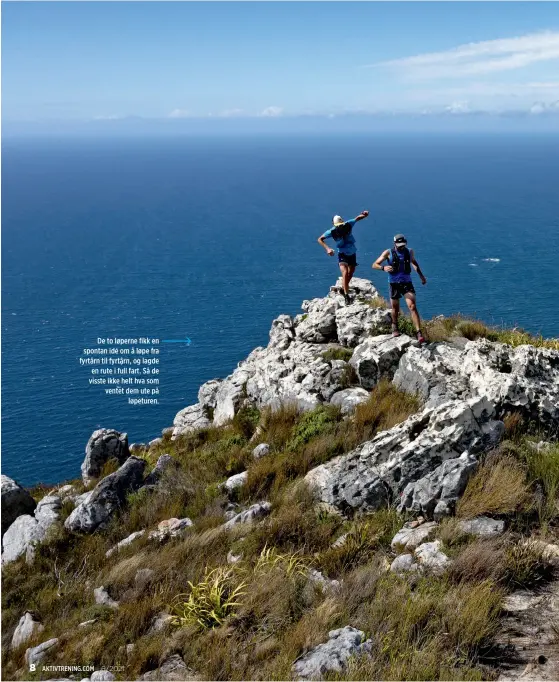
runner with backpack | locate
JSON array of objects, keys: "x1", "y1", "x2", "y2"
[
  {"x1": 372, "y1": 233, "x2": 427, "y2": 344},
  {"x1": 318, "y1": 210, "x2": 370, "y2": 305}
]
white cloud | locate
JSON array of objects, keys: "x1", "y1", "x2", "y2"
[
  {"x1": 370, "y1": 31, "x2": 559, "y2": 80},
  {"x1": 530, "y1": 100, "x2": 559, "y2": 114},
  {"x1": 168, "y1": 109, "x2": 190, "y2": 119},
  {"x1": 217, "y1": 108, "x2": 245, "y2": 118},
  {"x1": 93, "y1": 114, "x2": 124, "y2": 120},
  {"x1": 259, "y1": 106, "x2": 283, "y2": 117},
  {"x1": 445, "y1": 100, "x2": 471, "y2": 114}
]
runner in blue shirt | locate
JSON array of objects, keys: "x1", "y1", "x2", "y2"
[{"x1": 318, "y1": 210, "x2": 370, "y2": 304}]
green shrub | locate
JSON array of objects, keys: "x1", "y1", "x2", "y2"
[
  {"x1": 170, "y1": 567, "x2": 247, "y2": 630},
  {"x1": 287, "y1": 405, "x2": 340, "y2": 451},
  {"x1": 321, "y1": 347, "x2": 353, "y2": 363}
]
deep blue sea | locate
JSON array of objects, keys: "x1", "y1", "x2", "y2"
[{"x1": 2, "y1": 134, "x2": 559, "y2": 486}]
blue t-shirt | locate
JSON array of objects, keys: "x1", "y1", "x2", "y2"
[
  {"x1": 388, "y1": 248, "x2": 413, "y2": 284},
  {"x1": 321, "y1": 219, "x2": 357, "y2": 255}
]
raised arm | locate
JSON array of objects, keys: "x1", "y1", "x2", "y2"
[
  {"x1": 372, "y1": 249, "x2": 391, "y2": 271},
  {"x1": 410, "y1": 249, "x2": 427, "y2": 284},
  {"x1": 354, "y1": 210, "x2": 370, "y2": 222}
]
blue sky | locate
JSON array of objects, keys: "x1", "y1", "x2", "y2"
[{"x1": 2, "y1": 2, "x2": 559, "y2": 126}]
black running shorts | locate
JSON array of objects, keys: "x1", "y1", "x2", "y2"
[
  {"x1": 338, "y1": 252, "x2": 358, "y2": 267},
  {"x1": 390, "y1": 281, "x2": 416, "y2": 299}
]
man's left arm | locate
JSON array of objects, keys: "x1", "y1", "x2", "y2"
[{"x1": 410, "y1": 249, "x2": 427, "y2": 285}]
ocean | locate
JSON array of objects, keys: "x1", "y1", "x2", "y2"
[{"x1": 2, "y1": 133, "x2": 559, "y2": 486}]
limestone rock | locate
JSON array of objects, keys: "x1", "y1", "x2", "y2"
[
  {"x1": 458, "y1": 516, "x2": 505, "y2": 537},
  {"x1": 222, "y1": 502, "x2": 271, "y2": 529},
  {"x1": 252, "y1": 443, "x2": 270, "y2": 459},
  {"x1": 391, "y1": 521, "x2": 438, "y2": 552},
  {"x1": 81, "y1": 429, "x2": 129, "y2": 486},
  {"x1": 414, "y1": 540, "x2": 451, "y2": 575},
  {"x1": 142, "y1": 454, "x2": 177, "y2": 488},
  {"x1": 291, "y1": 626, "x2": 372, "y2": 679},
  {"x1": 91, "y1": 672, "x2": 115, "y2": 681},
  {"x1": 2, "y1": 497, "x2": 62, "y2": 565},
  {"x1": 11, "y1": 612, "x2": 44, "y2": 649},
  {"x1": 172, "y1": 404, "x2": 211, "y2": 440},
  {"x1": 148, "y1": 517, "x2": 193, "y2": 542},
  {"x1": 330, "y1": 387, "x2": 370, "y2": 415},
  {"x1": 94, "y1": 586, "x2": 119, "y2": 609},
  {"x1": 65, "y1": 457, "x2": 146, "y2": 534},
  {"x1": 25, "y1": 638, "x2": 59, "y2": 667},
  {"x1": 138, "y1": 654, "x2": 197, "y2": 681},
  {"x1": 350, "y1": 334, "x2": 416, "y2": 389},
  {"x1": 307, "y1": 569, "x2": 341, "y2": 593},
  {"x1": 198, "y1": 378, "x2": 222, "y2": 409},
  {"x1": 148, "y1": 612, "x2": 173, "y2": 634},
  {"x1": 296, "y1": 299, "x2": 338, "y2": 344},
  {"x1": 1, "y1": 475, "x2": 36, "y2": 538},
  {"x1": 335, "y1": 303, "x2": 391, "y2": 348},
  {"x1": 390, "y1": 554, "x2": 418, "y2": 574},
  {"x1": 305, "y1": 397, "x2": 495, "y2": 515},
  {"x1": 135, "y1": 568, "x2": 155, "y2": 587},
  {"x1": 105, "y1": 530, "x2": 146, "y2": 558},
  {"x1": 221, "y1": 471, "x2": 248, "y2": 496}
]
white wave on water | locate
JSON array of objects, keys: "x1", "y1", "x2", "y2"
[
  {"x1": 482, "y1": 258, "x2": 501, "y2": 262},
  {"x1": 469, "y1": 263, "x2": 478, "y2": 267}
]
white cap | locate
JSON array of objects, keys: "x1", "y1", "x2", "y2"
[{"x1": 333, "y1": 215, "x2": 344, "y2": 225}]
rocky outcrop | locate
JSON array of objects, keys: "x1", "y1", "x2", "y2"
[
  {"x1": 147, "y1": 517, "x2": 193, "y2": 542},
  {"x1": 305, "y1": 396, "x2": 499, "y2": 517},
  {"x1": 94, "y1": 586, "x2": 119, "y2": 609},
  {"x1": 394, "y1": 339, "x2": 559, "y2": 428},
  {"x1": 330, "y1": 387, "x2": 370, "y2": 415},
  {"x1": 350, "y1": 334, "x2": 416, "y2": 389},
  {"x1": 11, "y1": 612, "x2": 44, "y2": 649},
  {"x1": 142, "y1": 454, "x2": 177, "y2": 489},
  {"x1": 25, "y1": 638, "x2": 59, "y2": 667},
  {"x1": 291, "y1": 626, "x2": 372, "y2": 679},
  {"x1": 172, "y1": 404, "x2": 211, "y2": 440},
  {"x1": 2, "y1": 495, "x2": 62, "y2": 565},
  {"x1": 391, "y1": 521, "x2": 438, "y2": 552},
  {"x1": 65, "y1": 457, "x2": 146, "y2": 534},
  {"x1": 458, "y1": 516, "x2": 505, "y2": 537},
  {"x1": 81, "y1": 429, "x2": 130, "y2": 486},
  {"x1": 1, "y1": 475, "x2": 36, "y2": 538},
  {"x1": 222, "y1": 501, "x2": 271, "y2": 530}
]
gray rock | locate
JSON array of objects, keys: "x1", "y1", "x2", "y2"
[
  {"x1": 25, "y1": 638, "x2": 59, "y2": 667},
  {"x1": 35, "y1": 495, "x2": 62, "y2": 526},
  {"x1": 307, "y1": 569, "x2": 341, "y2": 593},
  {"x1": 161, "y1": 427, "x2": 174, "y2": 438},
  {"x1": 11, "y1": 612, "x2": 44, "y2": 649},
  {"x1": 335, "y1": 304, "x2": 392, "y2": 348},
  {"x1": 414, "y1": 540, "x2": 451, "y2": 575},
  {"x1": 296, "y1": 299, "x2": 338, "y2": 344},
  {"x1": 292, "y1": 626, "x2": 373, "y2": 679},
  {"x1": 331, "y1": 533, "x2": 348, "y2": 549},
  {"x1": 81, "y1": 429, "x2": 129, "y2": 486},
  {"x1": 142, "y1": 454, "x2": 176, "y2": 488},
  {"x1": 330, "y1": 387, "x2": 370, "y2": 414},
  {"x1": 198, "y1": 378, "x2": 222, "y2": 410},
  {"x1": 221, "y1": 471, "x2": 248, "y2": 496},
  {"x1": 350, "y1": 334, "x2": 416, "y2": 389},
  {"x1": 227, "y1": 551, "x2": 242, "y2": 564},
  {"x1": 129, "y1": 443, "x2": 147, "y2": 454},
  {"x1": 330, "y1": 277, "x2": 380, "y2": 300},
  {"x1": 149, "y1": 437, "x2": 163, "y2": 448},
  {"x1": 78, "y1": 619, "x2": 97, "y2": 628},
  {"x1": 269, "y1": 314, "x2": 296, "y2": 351},
  {"x1": 135, "y1": 568, "x2": 155, "y2": 587},
  {"x1": 139, "y1": 654, "x2": 195, "y2": 681},
  {"x1": 2, "y1": 502, "x2": 61, "y2": 565},
  {"x1": 305, "y1": 396, "x2": 495, "y2": 515},
  {"x1": 65, "y1": 457, "x2": 146, "y2": 534},
  {"x1": 148, "y1": 612, "x2": 173, "y2": 634},
  {"x1": 1, "y1": 475, "x2": 36, "y2": 538},
  {"x1": 433, "y1": 499, "x2": 454, "y2": 521},
  {"x1": 391, "y1": 521, "x2": 438, "y2": 552},
  {"x1": 54, "y1": 484, "x2": 76, "y2": 499},
  {"x1": 390, "y1": 554, "x2": 418, "y2": 574},
  {"x1": 105, "y1": 530, "x2": 146, "y2": 558},
  {"x1": 222, "y1": 501, "x2": 271, "y2": 529},
  {"x1": 172, "y1": 403, "x2": 211, "y2": 440},
  {"x1": 252, "y1": 443, "x2": 270, "y2": 459},
  {"x1": 93, "y1": 586, "x2": 119, "y2": 609},
  {"x1": 458, "y1": 516, "x2": 505, "y2": 537},
  {"x1": 91, "y1": 672, "x2": 115, "y2": 682},
  {"x1": 148, "y1": 517, "x2": 193, "y2": 542}
]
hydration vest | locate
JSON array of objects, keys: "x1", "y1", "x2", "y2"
[
  {"x1": 331, "y1": 222, "x2": 353, "y2": 241},
  {"x1": 389, "y1": 247, "x2": 411, "y2": 275}
]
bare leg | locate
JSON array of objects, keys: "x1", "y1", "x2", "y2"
[
  {"x1": 347, "y1": 265, "x2": 356, "y2": 291},
  {"x1": 404, "y1": 292, "x2": 421, "y2": 331},
  {"x1": 391, "y1": 297, "x2": 400, "y2": 329},
  {"x1": 339, "y1": 263, "x2": 350, "y2": 295}
]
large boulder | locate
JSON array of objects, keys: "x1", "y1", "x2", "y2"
[
  {"x1": 330, "y1": 387, "x2": 370, "y2": 415},
  {"x1": 350, "y1": 334, "x2": 416, "y2": 389},
  {"x1": 25, "y1": 638, "x2": 58, "y2": 667},
  {"x1": 296, "y1": 298, "x2": 339, "y2": 344},
  {"x1": 65, "y1": 457, "x2": 146, "y2": 533},
  {"x1": 1, "y1": 476, "x2": 36, "y2": 538},
  {"x1": 2, "y1": 495, "x2": 62, "y2": 565},
  {"x1": 335, "y1": 304, "x2": 391, "y2": 348},
  {"x1": 81, "y1": 429, "x2": 130, "y2": 486},
  {"x1": 11, "y1": 612, "x2": 44, "y2": 649},
  {"x1": 394, "y1": 339, "x2": 559, "y2": 429},
  {"x1": 291, "y1": 626, "x2": 372, "y2": 679},
  {"x1": 172, "y1": 404, "x2": 211, "y2": 440},
  {"x1": 305, "y1": 396, "x2": 499, "y2": 516}
]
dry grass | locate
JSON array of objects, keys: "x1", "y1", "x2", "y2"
[{"x1": 456, "y1": 455, "x2": 532, "y2": 519}]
